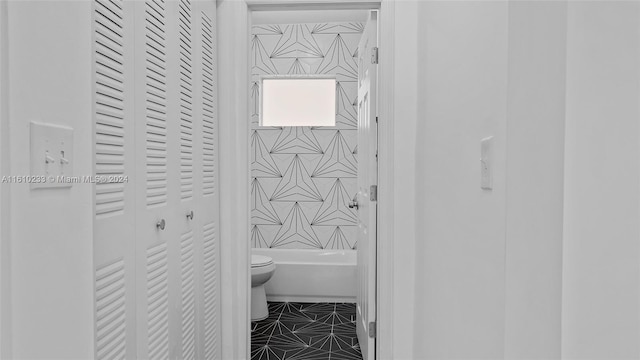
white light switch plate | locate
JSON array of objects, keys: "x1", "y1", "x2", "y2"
[
  {"x1": 30, "y1": 121, "x2": 74, "y2": 189},
  {"x1": 481, "y1": 136, "x2": 493, "y2": 190}
]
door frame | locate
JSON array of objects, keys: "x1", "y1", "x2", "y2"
[
  {"x1": 0, "y1": 1, "x2": 10, "y2": 357},
  {"x1": 217, "y1": 0, "x2": 396, "y2": 358}
]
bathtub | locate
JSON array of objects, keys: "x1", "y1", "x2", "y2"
[{"x1": 252, "y1": 248, "x2": 357, "y2": 303}]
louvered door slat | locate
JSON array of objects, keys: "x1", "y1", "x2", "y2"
[
  {"x1": 178, "y1": 0, "x2": 194, "y2": 201},
  {"x1": 145, "y1": 0, "x2": 168, "y2": 208},
  {"x1": 181, "y1": 230, "x2": 196, "y2": 360},
  {"x1": 202, "y1": 222, "x2": 219, "y2": 359},
  {"x1": 95, "y1": 0, "x2": 126, "y2": 219},
  {"x1": 198, "y1": 5, "x2": 220, "y2": 359},
  {"x1": 201, "y1": 12, "x2": 215, "y2": 198},
  {"x1": 146, "y1": 242, "x2": 169, "y2": 360}
]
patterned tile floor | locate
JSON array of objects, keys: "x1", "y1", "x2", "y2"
[{"x1": 251, "y1": 302, "x2": 363, "y2": 360}]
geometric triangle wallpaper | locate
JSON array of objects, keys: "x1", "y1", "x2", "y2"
[
  {"x1": 311, "y1": 131, "x2": 358, "y2": 178},
  {"x1": 310, "y1": 179, "x2": 357, "y2": 226},
  {"x1": 271, "y1": 155, "x2": 324, "y2": 202},
  {"x1": 250, "y1": 22, "x2": 363, "y2": 249},
  {"x1": 271, "y1": 127, "x2": 324, "y2": 154}
]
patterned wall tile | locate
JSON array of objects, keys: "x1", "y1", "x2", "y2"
[
  {"x1": 251, "y1": 131, "x2": 282, "y2": 178},
  {"x1": 311, "y1": 179, "x2": 357, "y2": 226},
  {"x1": 297, "y1": 154, "x2": 323, "y2": 175},
  {"x1": 272, "y1": 203, "x2": 323, "y2": 249},
  {"x1": 252, "y1": 225, "x2": 279, "y2": 248},
  {"x1": 257, "y1": 129, "x2": 283, "y2": 152},
  {"x1": 336, "y1": 82, "x2": 358, "y2": 129},
  {"x1": 315, "y1": 35, "x2": 358, "y2": 80},
  {"x1": 253, "y1": 24, "x2": 285, "y2": 36},
  {"x1": 252, "y1": 35, "x2": 278, "y2": 75},
  {"x1": 340, "y1": 128, "x2": 358, "y2": 149},
  {"x1": 313, "y1": 225, "x2": 358, "y2": 250},
  {"x1": 251, "y1": 178, "x2": 282, "y2": 225},
  {"x1": 251, "y1": 82, "x2": 260, "y2": 117},
  {"x1": 310, "y1": 23, "x2": 365, "y2": 34},
  {"x1": 271, "y1": 127, "x2": 323, "y2": 154},
  {"x1": 271, "y1": 25, "x2": 324, "y2": 58},
  {"x1": 325, "y1": 227, "x2": 353, "y2": 249},
  {"x1": 312, "y1": 131, "x2": 357, "y2": 178},
  {"x1": 251, "y1": 21, "x2": 364, "y2": 250},
  {"x1": 271, "y1": 155, "x2": 323, "y2": 202},
  {"x1": 339, "y1": 226, "x2": 358, "y2": 249}
]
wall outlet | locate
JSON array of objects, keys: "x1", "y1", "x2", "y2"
[
  {"x1": 480, "y1": 136, "x2": 493, "y2": 190},
  {"x1": 30, "y1": 121, "x2": 74, "y2": 189}
]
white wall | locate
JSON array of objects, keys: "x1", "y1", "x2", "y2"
[
  {"x1": 407, "y1": 0, "x2": 640, "y2": 358},
  {"x1": 6, "y1": 1, "x2": 94, "y2": 358},
  {"x1": 0, "y1": 0, "x2": 9, "y2": 357},
  {"x1": 388, "y1": 1, "x2": 417, "y2": 359},
  {"x1": 504, "y1": 2, "x2": 566, "y2": 358},
  {"x1": 562, "y1": 2, "x2": 640, "y2": 359},
  {"x1": 410, "y1": 1, "x2": 568, "y2": 358},
  {"x1": 413, "y1": 1, "x2": 509, "y2": 358}
]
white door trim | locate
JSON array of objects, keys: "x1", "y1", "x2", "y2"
[
  {"x1": 375, "y1": 2, "x2": 394, "y2": 359},
  {"x1": 217, "y1": 1, "x2": 252, "y2": 359},
  {"x1": 0, "y1": 1, "x2": 10, "y2": 357},
  {"x1": 217, "y1": 1, "x2": 395, "y2": 358}
]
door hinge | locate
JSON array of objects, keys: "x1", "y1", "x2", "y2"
[
  {"x1": 371, "y1": 47, "x2": 379, "y2": 64},
  {"x1": 375, "y1": 116, "x2": 378, "y2": 123},
  {"x1": 368, "y1": 321, "x2": 377, "y2": 338},
  {"x1": 370, "y1": 185, "x2": 378, "y2": 202}
]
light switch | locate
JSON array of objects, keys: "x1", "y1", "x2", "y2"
[
  {"x1": 480, "y1": 136, "x2": 493, "y2": 190},
  {"x1": 30, "y1": 121, "x2": 74, "y2": 189}
]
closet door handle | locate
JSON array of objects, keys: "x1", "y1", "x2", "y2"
[
  {"x1": 186, "y1": 210, "x2": 194, "y2": 220},
  {"x1": 156, "y1": 219, "x2": 166, "y2": 231}
]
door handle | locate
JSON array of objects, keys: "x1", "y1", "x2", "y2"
[
  {"x1": 348, "y1": 200, "x2": 359, "y2": 210},
  {"x1": 186, "y1": 210, "x2": 194, "y2": 220},
  {"x1": 156, "y1": 219, "x2": 166, "y2": 231}
]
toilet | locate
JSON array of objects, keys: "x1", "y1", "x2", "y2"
[{"x1": 251, "y1": 254, "x2": 276, "y2": 321}]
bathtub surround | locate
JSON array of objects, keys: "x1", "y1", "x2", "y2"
[
  {"x1": 250, "y1": 22, "x2": 364, "y2": 250},
  {"x1": 251, "y1": 302, "x2": 362, "y2": 360}
]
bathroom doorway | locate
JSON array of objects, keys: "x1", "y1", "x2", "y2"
[
  {"x1": 247, "y1": 6, "x2": 379, "y2": 360},
  {"x1": 216, "y1": 1, "x2": 396, "y2": 358}
]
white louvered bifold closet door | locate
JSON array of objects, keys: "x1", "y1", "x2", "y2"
[
  {"x1": 93, "y1": 0, "x2": 220, "y2": 359},
  {"x1": 132, "y1": 1, "x2": 175, "y2": 359},
  {"x1": 92, "y1": 0, "x2": 137, "y2": 359},
  {"x1": 196, "y1": 4, "x2": 221, "y2": 359}
]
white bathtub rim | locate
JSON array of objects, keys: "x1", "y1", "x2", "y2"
[{"x1": 251, "y1": 248, "x2": 357, "y2": 265}]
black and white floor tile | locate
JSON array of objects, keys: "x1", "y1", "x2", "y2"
[{"x1": 251, "y1": 302, "x2": 363, "y2": 360}]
